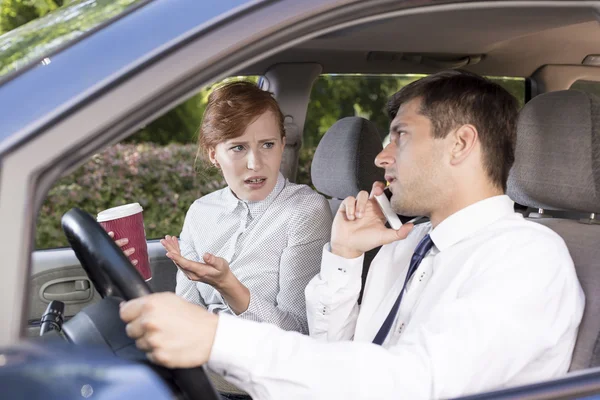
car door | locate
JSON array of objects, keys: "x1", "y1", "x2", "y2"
[{"x1": 27, "y1": 242, "x2": 177, "y2": 337}]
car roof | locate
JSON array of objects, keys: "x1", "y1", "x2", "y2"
[{"x1": 247, "y1": 3, "x2": 600, "y2": 77}]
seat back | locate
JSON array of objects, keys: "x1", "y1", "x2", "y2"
[
  {"x1": 311, "y1": 116, "x2": 385, "y2": 215},
  {"x1": 508, "y1": 90, "x2": 600, "y2": 371},
  {"x1": 311, "y1": 117, "x2": 385, "y2": 302}
]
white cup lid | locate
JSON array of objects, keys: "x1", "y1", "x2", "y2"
[{"x1": 97, "y1": 202, "x2": 143, "y2": 222}]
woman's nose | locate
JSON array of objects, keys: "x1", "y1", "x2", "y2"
[
  {"x1": 375, "y1": 142, "x2": 396, "y2": 169},
  {"x1": 247, "y1": 151, "x2": 263, "y2": 171}
]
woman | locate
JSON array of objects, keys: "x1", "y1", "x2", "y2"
[{"x1": 161, "y1": 81, "x2": 332, "y2": 335}]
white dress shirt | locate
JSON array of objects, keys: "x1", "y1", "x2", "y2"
[
  {"x1": 176, "y1": 172, "x2": 332, "y2": 333},
  {"x1": 208, "y1": 195, "x2": 585, "y2": 399}
]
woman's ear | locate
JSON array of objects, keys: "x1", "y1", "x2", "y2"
[
  {"x1": 281, "y1": 136, "x2": 286, "y2": 149},
  {"x1": 208, "y1": 147, "x2": 220, "y2": 168}
]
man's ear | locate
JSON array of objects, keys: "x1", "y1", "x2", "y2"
[
  {"x1": 449, "y1": 124, "x2": 478, "y2": 166},
  {"x1": 281, "y1": 136, "x2": 286, "y2": 148},
  {"x1": 208, "y1": 147, "x2": 219, "y2": 168}
]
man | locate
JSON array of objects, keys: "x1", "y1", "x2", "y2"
[{"x1": 120, "y1": 71, "x2": 584, "y2": 399}]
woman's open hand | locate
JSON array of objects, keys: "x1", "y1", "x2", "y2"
[
  {"x1": 166, "y1": 249, "x2": 233, "y2": 290},
  {"x1": 160, "y1": 235, "x2": 182, "y2": 266},
  {"x1": 162, "y1": 237, "x2": 250, "y2": 314}
]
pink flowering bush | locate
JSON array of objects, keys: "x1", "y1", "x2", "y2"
[{"x1": 36, "y1": 143, "x2": 226, "y2": 249}]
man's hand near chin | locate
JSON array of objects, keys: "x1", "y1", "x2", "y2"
[
  {"x1": 119, "y1": 292, "x2": 218, "y2": 368},
  {"x1": 331, "y1": 181, "x2": 414, "y2": 259}
]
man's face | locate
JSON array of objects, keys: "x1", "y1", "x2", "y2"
[
  {"x1": 375, "y1": 97, "x2": 451, "y2": 216},
  {"x1": 210, "y1": 111, "x2": 285, "y2": 202}
]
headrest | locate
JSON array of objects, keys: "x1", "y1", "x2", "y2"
[
  {"x1": 311, "y1": 117, "x2": 385, "y2": 199},
  {"x1": 507, "y1": 90, "x2": 600, "y2": 213}
]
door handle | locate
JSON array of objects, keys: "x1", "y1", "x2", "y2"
[
  {"x1": 43, "y1": 289, "x2": 91, "y2": 302},
  {"x1": 39, "y1": 276, "x2": 94, "y2": 304}
]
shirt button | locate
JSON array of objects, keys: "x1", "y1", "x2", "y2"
[{"x1": 397, "y1": 322, "x2": 405, "y2": 334}]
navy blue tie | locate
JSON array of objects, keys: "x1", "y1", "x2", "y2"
[{"x1": 372, "y1": 234, "x2": 434, "y2": 345}]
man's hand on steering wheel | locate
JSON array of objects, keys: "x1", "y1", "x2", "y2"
[{"x1": 120, "y1": 293, "x2": 219, "y2": 368}]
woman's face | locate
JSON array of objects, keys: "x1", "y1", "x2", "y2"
[{"x1": 209, "y1": 111, "x2": 285, "y2": 202}]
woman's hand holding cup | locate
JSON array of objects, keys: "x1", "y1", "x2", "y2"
[{"x1": 109, "y1": 231, "x2": 138, "y2": 266}]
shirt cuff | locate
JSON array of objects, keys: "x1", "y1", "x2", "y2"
[
  {"x1": 237, "y1": 291, "x2": 262, "y2": 320},
  {"x1": 320, "y1": 242, "x2": 364, "y2": 283},
  {"x1": 208, "y1": 314, "x2": 260, "y2": 385}
]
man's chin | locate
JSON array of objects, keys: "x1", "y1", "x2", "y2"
[{"x1": 390, "y1": 196, "x2": 418, "y2": 217}]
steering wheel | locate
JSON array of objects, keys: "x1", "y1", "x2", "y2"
[{"x1": 61, "y1": 208, "x2": 219, "y2": 400}]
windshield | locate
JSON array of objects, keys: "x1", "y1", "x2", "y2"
[{"x1": 0, "y1": 0, "x2": 146, "y2": 79}]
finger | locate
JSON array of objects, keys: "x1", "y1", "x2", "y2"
[
  {"x1": 340, "y1": 196, "x2": 357, "y2": 221},
  {"x1": 146, "y1": 351, "x2": 158, "y2": 365},
  {"x1": 370, "y1": 181, "x2": 386, "y2": 198},
  {"x1": 123, "y1": 247, "x2": 136, "y2": 257},
  {"x1": 202, "y1": 253, "x2": 226, "y2": 271},
  {"x1": 125, "y1": 317, "x2": 147, "y2": 340},
  {"x1": 108, "y1": 231, "x2": 114, "y2": 238},
  {"x1": 132, "y1": 259, "x2": 139, "y2": 266},
  {"x1": 379, "y1": 223, "x2": 414, "y2": 246},
  {"x1": 168, "y1": 252, "x2": 206, "y2": 274},
  {"x1": 162, "y1": 237, "x2": 181, "y2": 255},
  {"x1": 355, "y1": 191, "x2": 369, "y2": 218},
  {"x1": 115, "y1": 238, "x2": 129, "y2": 247},
  {"x1": 170, "y1": 237, "x2": 181, "y2": 253},
  {"x1": 119, "y1": 297, "x2": 147, "y2": 324},
  {"x1": 146, "y1": 351, "x2": 166, "y2": 367},
  {"x1": 135, "y1": 336, "x2": 153, "y2": 352},
  {"x1": 160, "y1": 238, "x2": 174, "y2": 251}
]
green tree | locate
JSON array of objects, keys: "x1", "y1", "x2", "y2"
[
  {"x1": 127, "y1": 76, "x2": 259, "y2": 145},
  {"x1": 0, "y1": 0, "x2": 65, "y2": 34},
  {"x1": 0, "y1": 0, "x2": 141, "y2": 76}
]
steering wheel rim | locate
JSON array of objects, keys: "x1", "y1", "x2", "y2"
[
  {"x1": 61, "y1": 207, "x2": 151, "y2": 299},
  {"x1": 61, "y1": 207, "x2": 219, "y2": 400}
]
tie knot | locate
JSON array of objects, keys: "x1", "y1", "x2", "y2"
[{"x1": 414, "y1": 234, "x2": 434, "y2": 258}]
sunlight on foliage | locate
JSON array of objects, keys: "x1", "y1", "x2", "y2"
[{"x1": 0, "y1": 0, "x2": 142, "y2": 77}]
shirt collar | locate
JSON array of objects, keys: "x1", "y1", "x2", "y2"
[
  {"x1": 429, "y1": 195, "x2": 515, "y2": 252},
  {"x1": 223, "y1": 172, "x2": 287, "y2": 217}
]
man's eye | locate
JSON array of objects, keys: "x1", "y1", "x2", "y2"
[
  {"x1": 230, "y1": 145, "x2": 245, "y2": 152},
  {"x1": 263, "y1": 142, "x2": 275, "y2": 149}
]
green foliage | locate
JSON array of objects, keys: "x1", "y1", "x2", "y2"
[
  {"x1": 0, "y1": 0, "x2": 141, "y2": 77},
  {"x1": 127, "y1": 76, "x2": 259, "y2": 145},
  {"x1": 36, "y1": 143, "x2": 226, "y2": 249},
  {"x1": 304, "y1": 75, "x2": 426, "y2": 148}
]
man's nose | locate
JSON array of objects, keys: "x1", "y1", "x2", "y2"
[
  {"x1": 247, "y1": 150, "x2": 263, "y2": 171},
  {"x1": 375, "y1": 142, "x2": 396, "y2": 169}
]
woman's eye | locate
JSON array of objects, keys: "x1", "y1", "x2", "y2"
[
  {"x1": 263, "y1": 142, "x2": 275, "y2": 149},
  {"x1": 230, "y1": 145, "x2": 244, "y2": 152}
]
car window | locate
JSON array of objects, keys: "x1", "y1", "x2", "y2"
[
  {"x1": 570, "y1": 80, "x2": 600, "y2": 96},
  {"x1": 35, "y1": 76, "x2": 258, "y2": 250},
  {"x1": 0, "y1": 0, "x2": 145, "y2": 80},
  {"x1": 298, "y1": 74, "x2": 526, "y2": 187}
]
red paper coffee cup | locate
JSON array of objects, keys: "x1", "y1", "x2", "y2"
[{"x1": 97, "y1": 203, "x2": 151, "y2": 281}]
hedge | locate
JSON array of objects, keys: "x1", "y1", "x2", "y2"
[{"x1": 36, "y1": 142, "x2": 316, "y2": 249}]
